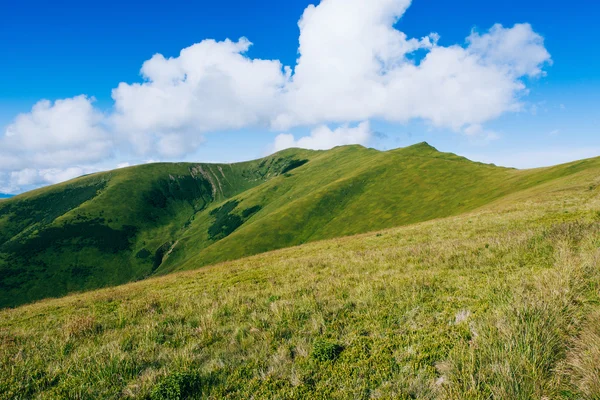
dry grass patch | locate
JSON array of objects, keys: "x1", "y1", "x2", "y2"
[{"x1": 64, "y1": 315, "x2": 101, "y2": 339}]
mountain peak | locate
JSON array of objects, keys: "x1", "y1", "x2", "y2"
[{"x1": 410, "y1": 141, "x2": 438, "y2": 151}]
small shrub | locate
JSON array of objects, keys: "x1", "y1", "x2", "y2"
[
  {"x1": 150, "y1": 371, "x2": 205, "y2": 400},
  {"x1": 312, "y1": 339, "x2": 344, "y2": 362},
  {"x1": 136, "y1": 248, "x2": 152, "y2": 259}
]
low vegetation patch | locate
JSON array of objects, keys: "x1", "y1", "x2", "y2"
[
  {"x1": 144, "y1": 175, "x2": 212, "y2": 212},
  {"x1": 208, "y1": 201, "x2": 242, "y2": 240},
  {"x1": 312, "y1": 339, "x2": 344, "y2": 362},
  {"x1": 563, "y1": 310, "x2": 600, "y2": 399},
  {"x1": 150, "y1": 371, "x2": 210, "y2": 400},
  {"x1": 153, "y1": 242, "x2": 174, "y2": 272},
  {"x1": 64, "y1": 315, "x2": 102, "y2": 339},
  {"x1": 0, "y1": 180, "x2": 107, "y2": 245}
]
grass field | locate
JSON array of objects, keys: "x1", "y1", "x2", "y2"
[
  {"x1": 3, "y1": 143, "x2": 600, "y2": 309},
  {"x1": 1, "y1": 152, "x2": 600, "y2": 398}
]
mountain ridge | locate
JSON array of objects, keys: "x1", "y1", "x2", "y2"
[{"x1": 1, "y1": 143, "x2": 599, "y2": 308}]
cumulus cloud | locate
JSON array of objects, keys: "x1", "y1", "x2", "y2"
[
  {"x1": 0, "y1": 96, "x2": 111, "y2": 191},
  {"x1": 273, "y1": 0, "x2": 551, "y2": 131},
  {"x1": 111, "y1": 38, "x2": 289, "y2": 157},
  {"x1": 0, "y1": 167, "x2": 99, "y2": 193},
  {"x1": 110, "y1": 0, "x2": 551, "y2": 152},
  {"x1": 0, "y1": 0, "x2": 552, "y2": 192},
  {"x1": 273, "y1": 121, "x2": 373, "y2": 152},
  {"x1": 1, "y1": 96, "x2": 110, "y2": 169},
  {"x1": 466, "y1": 23, "x2": 552, "y2": 78}
]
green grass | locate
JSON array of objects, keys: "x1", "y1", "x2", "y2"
[
  {"x1": 1, "y1": 156, "x2": 600, "y2": 398},
  {"x1": 2, "y1": 142, "x2": 600, "y2": 310},
  {"x1": 164, "y1": 143, "x2": 600, "y2": 274},
  {"x1": 0, "y1": 151, "x2": 316, "y2": 308}
]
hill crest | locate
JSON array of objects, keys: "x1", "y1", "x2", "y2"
[{"x1": 1, "y1": 143, "x2": 600, "y2": 308}]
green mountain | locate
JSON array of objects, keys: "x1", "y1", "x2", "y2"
[
  {"x1": 0, "y1": 150, "x2": 313, "y2": 308},
  {"x1": 2, "y1": 147, "x2": 600, "y2": 399},
  {"x1": 1, "y1": 143, "x2": 598, "y2": 308}
]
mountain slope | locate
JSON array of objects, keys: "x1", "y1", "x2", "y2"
[
  {"x1": 0, "y1": 151, "x2": 315, "y2": 308},
  {"x1": 164, "y1": 143, "x2": 600, "y2": 273},
  {"x1": 1, "y1": 143, "x2": 599, "y2": 308},
  {"x1": 1, "y1": 156, "x2": 600, "y2": 399}
]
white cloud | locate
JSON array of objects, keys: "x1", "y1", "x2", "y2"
[
  {"x1": 273, "y1": 0, "x2": 551, "y2": 130},
  {"x1": 111, "y1": 0, "x2": 551, "y2": 147},
  {"x1": 111, "y1": 38, "x2": 289, "y2": 157},
  {"x1": 0, "y1": 96, "x2": 111, "y2": 170},
  {"x1": 3, "y1": 167, "x2": 98, "y2": 193},
  {"x1": 463, "y1": 124, "x2": 500, "y2": 143},
  {"x1": 466, "y1": 23, "x2": 551, "y2": 78},
  {"x1": 9, "y1": 169, "x2": 41, "y2": 187},
  {"x1": 272, "y1": 121, "x2": 372, "y2": 152},
  {"x1": 0, "y1": 96, "x2": 111, "y2": 191}
]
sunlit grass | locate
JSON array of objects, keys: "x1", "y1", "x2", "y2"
[{"x1": 2, "y1": 165, "x2": 600, "y2": 398}]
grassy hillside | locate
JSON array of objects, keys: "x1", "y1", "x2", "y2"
[
  {"x1": 165, "y1": 143, "x2": 600, "y2": 274},
  {"x1": 1, "y1": 152, "x2": 600, "y2": 399},
  {"x1": 2, "y1": 142, "x2": 600, "y2": 308},
  {"x1": 0, "y1": 151, "x2": 314, "y2": 308}
]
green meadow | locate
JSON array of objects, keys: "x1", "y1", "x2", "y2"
[
  {"x1": 1, "y1": 145, "x2": 600, "y2": 398},
  {"x1": 2, "y1": 143, "x2": 598, "y2": 309}
]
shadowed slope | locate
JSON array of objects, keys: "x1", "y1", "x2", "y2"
[{"x1": 0, "y1": 151, "x2": 316, "y2": 308}]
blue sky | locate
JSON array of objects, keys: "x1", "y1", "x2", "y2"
[{"x1": 1, "y1": 0, "x2": 599, "y2": 193}]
